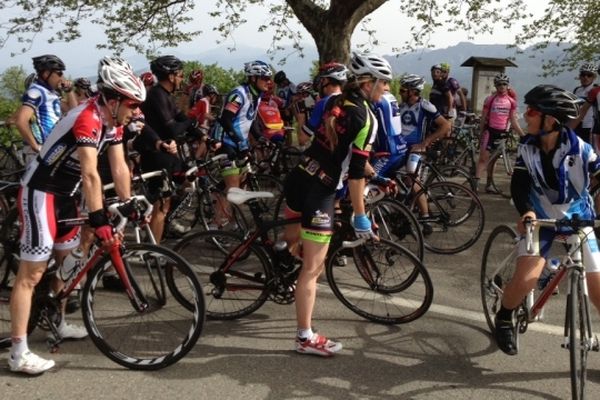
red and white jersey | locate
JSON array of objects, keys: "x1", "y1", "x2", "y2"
[{"x1": 22, "y1": 98, "x2": 123, "y2": 196}]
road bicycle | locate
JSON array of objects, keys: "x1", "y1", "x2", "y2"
[
  {"x1": 485, "y1": 130, "x2": 518, "y2": 198},
  {"x1": 0, "y1": 196, "x2": 205, "y2": 370},
  {"x1": 481, "y1": 217, "x2": 600, "y2": 400},
  {"x1": 173, "y1": 187, "x2": 433, "y2": 325}
]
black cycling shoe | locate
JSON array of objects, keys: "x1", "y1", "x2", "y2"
[
  {"x1": 102, "y1": 274, "x2": 125, "y2": 291},
  {"x1": 65, "y1": 293, "x2": 81, "y2": 314},
  {"x1": 494, "y1": 314, "x2": 518, "y2": 355},
  {"x1": 421, "y1": 222, "x2": 433, "y2": 236}
]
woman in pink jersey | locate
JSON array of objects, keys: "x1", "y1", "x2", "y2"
[{"x1": 475, "y1": 73, "x2": 524, "y2": 193}]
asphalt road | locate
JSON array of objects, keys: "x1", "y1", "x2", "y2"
[{"x1": 2, "y1": 191, "x2": 600, "y2": 400}]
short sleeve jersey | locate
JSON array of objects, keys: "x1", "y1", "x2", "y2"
[
  {"x1": 22, "y1": 99, "x2": 123, "y2": 196},
  {"x1": 374, "y1": 92, "x2": 406, "y2": 156},
  {"x1": 574, "y1": 84, "x2": 597, "y2": 129},
  {"x1": 483, "y1": 93, "x2": 517, "y2": 131},
  {"x1": 21, "y1": 80, "x2": 62, "y2": 144},
  {"x1": 398, "y1": 99, "x2": 440, "y2": 147}
]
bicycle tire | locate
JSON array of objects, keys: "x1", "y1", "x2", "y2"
[
  {"x1": 173, "y1": 230, "x2": 272, "y2": 320},
  {"x1": 326, "y1": 239, "x2": 433, "y2": 325},
  {"x1": 81, "y1": 243, "x2": 205, "y2": 370},
  {"x1": 480, "y1": 225, "x2": 519, "y2": 333},
  {"x1": 412, "y1": 181, "x2": 485, "y2": 254},
  {"x1": 366, "y1": 198, "x2": 425, "y2": 262},
  {"x1": 425, "y1": 164, "x2": 476, "y2": 191},
  {"x1": 568, "y1": 269, "x2": 588, "y2": 400},
  {"x1": 489, "y1": 149, "x2": 516, "y2": 199}
]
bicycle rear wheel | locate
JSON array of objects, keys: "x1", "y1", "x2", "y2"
[
  {"x1": 326, "y1": 239, "x2": 433, "y2": 324},
  {"x1": 489, "y1": 149, "x2": 516, "y2": 199},
  {"x1": 82, "y1": 243, "x2": 205, "y2": 370},
  {"x1": 173, "y1": 230, "x2": 272, "y2": 320},
  {"x1": 568, "y1": 269, "x2": 590, "y2": 400},
  {"x1": 413, "y1": 181, "x2": 485, "y2": 254},
  {"x1": 480, "y1": 225, "x2": 519, "y2": 333}
]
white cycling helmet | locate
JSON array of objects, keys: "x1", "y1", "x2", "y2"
[
  {"x1": 579, "y1": 63, "x2": 597, "y2": 74},
  {"x1": 244, "y1": 60, "x2": 272, "y2": 77},
  {"x1": 493, "y1": 73, "x2": 510, "y2": 85},
  {"x1": 97, "y1": 56, "x2": 146, "y2": 102},
  {"x1": 349, "y1": 52, "x2": 393, "y2": 81},
  {"x1": 400, "y1": 74, "x2": 426, "y2": 91}
]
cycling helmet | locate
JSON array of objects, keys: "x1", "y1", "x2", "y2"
[
  {"x1": 32, "y1": 54, "x2": 65, "y2": 73},
  {"x1": 296, "y1": 81, "x2": 313, "y2": 94},
  {"x1": 430, "y1": 64, "x2": 443, "y2": 72},
  {"x1": 439, "y1": 62, "x2": 451, "y2": 72},
  {"x1": 274, "y1": 71, "x2": 287, "y2": 84},
  {"x1": 140, "y1": 72, "x2": 155, "y2": 87},
  {"x1": 202, "y1": 84, "x2": 219, "y2": 97},
  {"x1": 349, "y1": 52, "x2": 393, "y2": 81},
  {"x1": 74, "y1": 77, "x2": 92, "y2": 91},
  {"x1": 189, "y1": 69, "x2": 204, "y2": 85},
  {"x1": 97, "y1": 56, "x2": 146, "y2": 102},
  {"x1": 400, "y1": 74, "x2": 426, "y2": 91},
  {"x1": 318, "y1": 62, "x2": 348, "y2": 82},
  {"x1": 493, "y1": 73, "x2": 510, "y2": 86},
  {"x1": 150, "y1": 55, "x2": 184, "y2": 76},
  {"x1": 24, "y1": 73, "x2": 36, "y2": 88},
  {"x1": 245, "y1": 60, "x2": 272, "y2": 77},
  {"x1": 523, "y1": 84, "x2": 582, "y2": 124},
  {"x1": 579, "y1": 63, "x2": 596, "y2": 74}
]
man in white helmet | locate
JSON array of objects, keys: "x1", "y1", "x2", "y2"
[{"x1": 7, "y1": 56, "x2": 145, "y2": 375}]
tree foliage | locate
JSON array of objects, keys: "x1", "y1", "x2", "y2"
[
  {"x1": 0, "y1": 0, "x2": 597, "y2": 75},
  {"x1": 182, "y1": 61, "x2": 245, "y2": 95}
]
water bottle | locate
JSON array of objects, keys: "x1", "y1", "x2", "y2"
[
  {"x1": 538, "y1": 257, "x2": 560, "y2": 291},
  {"x1": 274, "y1": 241, "x2": 298, "y2": 275},
  {"x1": 58, "y1": 248, "x2": 84, "y2": 282}
]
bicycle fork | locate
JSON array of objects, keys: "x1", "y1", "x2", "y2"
[{"x1": 561, "y1": 268, "x2": 599, "y2": 353}]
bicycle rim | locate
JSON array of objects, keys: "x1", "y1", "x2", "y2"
[
  {"x1": 480, "y1": 225, "x2": 519, "y2": 333},
  {"x1": 173, "y1": 230, "x2": 271, "y2": 320},
  {"x1": 82, "y1": 244, "x2": 205, "y2": 370},
  {"x1": 568, "y1": 271, "x2": 588, "y2": 400},
  {"x1": 490, "y1": 150, "x2": 516, "y2": 199},
  {"x1": 326, "y1": 239, "x2": 433, "y2": 324}
]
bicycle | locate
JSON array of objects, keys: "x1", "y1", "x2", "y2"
[
  {"x1": 481, "y1": 217, "x2": 600, "y2": 400},
  {"x1": 0, "y1": 196, "x2": 206, "y2": 370},
  {"x1": 485, "y1": 130, "x2": 519, "y2": 198},
  {"x1": 173, "y1": 187, "x2": 433, "y2": 325}
]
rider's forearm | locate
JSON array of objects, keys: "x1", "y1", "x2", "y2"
[{"x1": 348, "y1": 178, "x2": 366, "y2": 216}]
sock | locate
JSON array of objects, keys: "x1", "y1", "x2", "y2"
[
  {"x1": 496, "y1": 305, "x2": 514, "y2": 321},
  {"x1": 297, "y1": 328, "x2": 313, "y2": 340},
  {"x1": 10, "y1": 335, "x2": 28, "y2": 359}
]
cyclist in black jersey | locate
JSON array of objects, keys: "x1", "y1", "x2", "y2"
[
  {"x1": 140, "y1": 55, "x2": 206, "y2": 243},
  {"x1": 8, "y1": 56, "x2": 146, "y2": 375},
  {"x1": 283, "y1": 52, "x2": 393, "y2": 357}
]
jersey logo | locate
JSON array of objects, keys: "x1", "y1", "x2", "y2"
[
  {"x1": 401, "y1": 110, "x2": 417, "y2": 126},
  {"x1": 42, "y1": 143, "x2": 67, "y2": 165}
]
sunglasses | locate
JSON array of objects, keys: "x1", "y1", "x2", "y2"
[
  {"x1": 496, "y1": 83, "x2": 508, "y2": 87},
  {"x1": 580, "y1": 73, "x2": 595, "y2": 78},
  {"x1": 525, "y1": 107, "x2": 542, "y2": 117},
  {"x1": 54, "y1": 70, "x2": 64, "y2": 77}
]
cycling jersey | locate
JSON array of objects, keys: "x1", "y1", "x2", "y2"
[
  {"x1": 372, "y1": 92, "x2": 407, "y2": 178},
  {"x1": 483, "y1": 93, "x2": 517, "y2": 131},
  {"x1": 429, "y1": 81, "x2": 451, "y2": 116},
  {"x1": 574, "y1": 84, "x2": 597, "y2": 129},
  {"x1": 302, "y1": 94, "x2": 338, "y2": 138},
  {"x1": 141, "y1": 84, "x2": 193, "y2": 141},
  {"x1": 398, "y1": 99, "x2": 440, "y2": 147},
  {"x1": 585, "y1": 86, "x2": 600, "y2": 134},
  {"x1": 21, "y1": 79, "x2": 62, "y2": 144},
  {"x1": 214, "y1": 84, "x2": 261, "y2": 152},
  {"x1": 22, "y1": 99, "x2": 123, "y2": 197},
  {"x1": 512, "y1": 128, "x2": 600, "y2": 221}
]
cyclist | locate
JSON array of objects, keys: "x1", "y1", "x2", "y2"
[
  {"x1": 429, "y1": 64, "x2": 454, "y2": 122},
  {"x1": 140, "y1": 55, "x2": 205, "y2": 242},
  {"x1": 282, "y1": 52, "x2": 392, "y2": 356},
  {"x1": 185, "y1": 68, "x2": 205, "y2": 109},
  {"x1": 8, "y1": 56, "x2": 145, "y2": 375},
  {"x1": 274, "y1": 70, "x2": 297, "y2": 126},
  {"x1": 291, "y1": 81, "x2": 316, "y2": 132},
  {"x1": 494, "y1": 84, "x2": 600, "y2": 356},
  {"x1": 140, "y1": 71, "x2": 155, "y2": 91},
  {"x1": 475, "y1": 73, "x2": 524, "y2": 193},
  {"x1": 571, "y1": 63, "x2": 598, "y2": 143},
  {"x1": 14, "y1": 54, "x2": 76, "y2": 164},
  {"x1": 439, "y1": 63, "x2": 466, "y2": 118},
  {"x1": 570, "y1": 64, "x2": 600, "y2": 151},
  {"x1": 72, "y1": 77, "x2": 94, "y2": 105}
]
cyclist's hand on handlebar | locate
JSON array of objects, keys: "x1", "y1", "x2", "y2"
[
  {"x1": 517, "y1": 211, "x2": 536, "y2": 235},
  {"x1": 159, "y1": 139, "x2": 177, "y2": 155},
  {"x1": 352, "y1": 214, "x2": 379, "y2": 240}
]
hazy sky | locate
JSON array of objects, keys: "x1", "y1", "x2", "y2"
[{"x1": 0, "y1": 1, "x2": 537, "y2": 74}]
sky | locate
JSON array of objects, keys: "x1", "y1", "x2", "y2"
[{"x1": 0, "y1": 0, "x2": 539, "y2": 75}]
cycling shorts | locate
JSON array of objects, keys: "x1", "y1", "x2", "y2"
[
  {"x1": 517, "y1": 226, "x2": 600, "y2": 273},
  {"x1": 480, "y1": 127, "x2": 505, "y2": 152},
  {"x1": 283, "y1": 168, "x2": 335, "y2": 244},
  {"x1": 18, "y1": 187, "x2": 80, "y2": 262}
]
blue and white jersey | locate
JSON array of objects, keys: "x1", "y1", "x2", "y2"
[
  {"x1": 21, "y1": 80, "x2": 62, "y2": 144},
  {"x1": 374, "y1": 92, "x2": 406, "y2": 156},
  {"x1": 217, "y1": 84, "x2": 261, "y2": 150},
  {"x1": 516, "y1": 128, "x2": 600, "y2": 220},
  {"x1": 398, "y1": 99, "x2": 440, "y2": 147},
  {"x1": 301, "y1": 93, "x2": 338, "y2": 137}
]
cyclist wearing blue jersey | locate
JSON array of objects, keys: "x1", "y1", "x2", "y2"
[
  {"x1": 371, "y1": 89, "x2": 407, "y2": 179},
  {"x1": 494, "y1": 85, "x2": 600, "y2": 356},
  {"x1": 14, "y1": 55, "x2": 76, "y2": 164}
]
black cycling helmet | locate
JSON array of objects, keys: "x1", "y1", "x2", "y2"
[
  {"x1": 74, "y1": 77, "x2": 92, "y2": 91},
  {"x1": 524, "y1": 84, "x2": 582, "y2": 124},
  {"x1": 32, "y1": 54, "x2": 66, "y2": 73},
  {"x1": 202, "y1": 84, "x2": 219, "y2": 97},
  {"x1": 274, "y1": 71, "x2": 287, "y2": 85},
  {"x1": 150, "y1": 55, "x2": 184, "y2": 77}
]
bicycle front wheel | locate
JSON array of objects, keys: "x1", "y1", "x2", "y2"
[
  {"x1": 480, "y1": 225, "x2": 519, "y2": 333},
  {"x1": 326, "y1": 239, "x2": 433, "y2": 325},
  {"x1": 568, "y1": 269, "x2": 590, "y2": 400},
  {"x1": 173, "y1": 230, "x2": 272, "y2": 320},
  {"x1": 489, "y1": 149, "x2": 516, "y2": 199},
  {"x1": 82, "y1": 243, "x2": 205, "y2": 370}
]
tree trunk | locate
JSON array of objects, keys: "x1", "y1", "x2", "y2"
[{"x1": 286, "y1": 0, "x2": 387, "y2": 64}]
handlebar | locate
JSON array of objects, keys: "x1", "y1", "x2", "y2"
[
  {"x1": 524, "y1": 216, "x2": 600, "y2": 254},
  {"x1": 107, "y1": 195, "x2": 153, "y2": 232}
]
